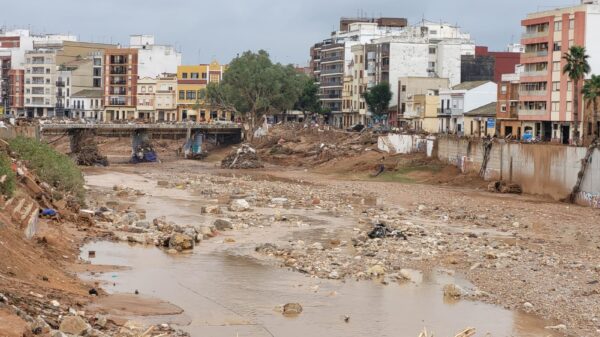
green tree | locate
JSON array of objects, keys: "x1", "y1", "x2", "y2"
[
  {"x1": 363, "y1": 82, "x2": 392, "y2": 122},
  {"x1": 583, "y1": 74, "x2": 600, "y2": 139},
  {"x1": 294, "y1": 76, "x2": 321, "y2": 122},
  {"x1": 202, "y1": 50, "x2": 304, "y2": 140},
  {"x1": 563, "y1": 46, "x2": 591, "y2": 144}
]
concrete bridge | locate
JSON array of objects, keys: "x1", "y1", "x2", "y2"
[{"x1": 39, "y1": 122, "x2": 243, "y2": 164}]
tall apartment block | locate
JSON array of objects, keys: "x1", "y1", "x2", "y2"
[
  {"x1": 515, "y1": 0, "x2": 600, "y2": 143},
  {"x1": 103, "y1": 49, "x2": 139, "y2": 121}
]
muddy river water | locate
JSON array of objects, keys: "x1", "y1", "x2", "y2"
[{"x1": 80, "y1": 170, "x2": 560, "y2": 337}]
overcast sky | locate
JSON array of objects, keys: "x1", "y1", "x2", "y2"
[{"x1": 2, "y1": 0, "x2": 581, "y2": 65}]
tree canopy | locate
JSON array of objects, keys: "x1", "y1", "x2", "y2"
[
  {"x1": 203, "y1": 50, "x2": 306, "y2": 132},
  {"x1": 583, "y1": 74, "x2": 600, "y2": 139},
  {"x1": 563, "y1": 46, "x2": 591, "y2": 142},
  {"x1": 363, "y1": 82, "x2": 393, "y2": 119},
  {"x1": 294, "y1": 77, "x2": 321, "y2": 115}
]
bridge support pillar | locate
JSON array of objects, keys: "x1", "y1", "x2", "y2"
[
  {"x1": 69, "y1": 129, "x2": 108, "y2": 166},
  {"x1": 183, "y1": 129, "x2": 203, "y2": 159},
  {"x1": 131, "y1": 130, "x2": 158, "y2": 163}
]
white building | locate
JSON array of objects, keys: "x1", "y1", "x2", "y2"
[
  {"x1": 438, "y1": 80, "x2": 498, "y2": 134},
  {"x1": 71, "y1": 89, "x2": 103, "y2": 120},
  {"x1": 367, "y1": 21, "x2": 475, "y2": 109},
  {"x1": 129, "y1": 35, "x2": 181, "y2": 78}
]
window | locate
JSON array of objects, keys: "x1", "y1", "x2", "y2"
[
  {"x1": 554, "y1": 21, "x2": 562, "y2": 31},
  {"x1": 182, "y1": 73, "x2": 188, "y2": 79},
  {"x1": 141, "y1": 86, "x2": 146, "y2": 93},
  {"x1": 569, "y1": 19, "x2": 574, "y2": 30},
  {"x1": 149, "y1": 86, "x2": 153, "y2": 93},
  {"x1": 179, "y1": 90, "x2": 185, "y2": 99},
  {"x1": 553, "y1": 81, "x2": 560, "y2": 91},
  {"x1": 501, "y1": 104, "x2": 507, "y2": 112},
  {"x1": 191, "y1": 73, "x2": 199, "y2": 79},
  {"x1": 360, "y1": 55, "x2": 363, "y2": 63},
  {"x1": 401, "y1": 85, "x2": 406, "y2": 92},
  {"x1": 566, "y1": 101, "x2": 572, "y2": 111},
  {"x1": 553, "y1": 61, "x2": 561, "y2": 71},
  {"x1": 501, "y1": 85, "x2": 507, "y2": 94},
  {"x1": 428, "y1": 62, "x2": 436, "y2": 69},
  {"x1": 202, "y1": 72, "x2": 207, "y2": 79},
  {"x1": 186, "y1": 90, "x2": 196, "y2": 100},
  {"x1": 553, "y1": 42, "x2": 561, "y2": 51},
  {"x1": 429, "y1": 47, "x2": 436, "y2": 54},
  {"x1": 567, "y1": 81, "x2": 573, "y2": 91}
]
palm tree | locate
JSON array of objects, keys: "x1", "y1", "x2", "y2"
[
  {"x1": 563, "y1": 46, "x2": 591, "y2": 144},
  {"x1": 583, "y1": 74, "x2": 600, "y2": 140}
]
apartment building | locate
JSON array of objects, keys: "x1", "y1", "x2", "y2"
[
  {"x1": 103, "y1": 48, "x2": 139, "y2": 121},
  {"x1": 155, "y1": 75, "x2": 177, "y2": 122},
  {"x1": 411, "y1": 94, "x2": 441, "y2": 133},
  {"x1": 496, "y1": 70, "x2": 522, "y2": 138},
  {"x1": 461, "y1": 46, "x2": 521, "y2": 83},
  {"x1": 310, "y1": 17, "x2": 408, "y2": 127},
  {"x1": 136, "y1": 77, "x2": 156, "y2": 120},
  {"x1": 23, "y1": 50, "x2": 57, "y2": 117},
  {"x1": 518, "y1": 0, "x2": 600, "y2": 143},
  {"x1": 130, "y1": 35, "x2": 181, "y2": 78},
  {"x1": 177, "y1": 61, "x2": 227, "y2": 122},
  {"x1": 8, "y1": 69, "x2": 24, "y2": 114}
]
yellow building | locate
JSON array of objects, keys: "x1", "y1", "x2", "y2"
[
  {"x1": 463, "y1": 102, "x2": 497, "y2": 137},
  {"x1": 176, "y1": 61, "x2": 230, "y2": 122},
  {"x1": 412, "y1": 94, "x2": 440, "y2": 134}
]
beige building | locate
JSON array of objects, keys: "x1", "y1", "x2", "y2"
[
  {"x1": 397, "y1": 77, "x2": 450, "y2": 130},
  {"x1": 24, "y1": 50, "x2": 57, "y2": 117},
  {"x1": 155, "y1": 75, "x2": 177, "y2": 122},
  {"x1": 341, "y1": 75, "x2": 354, "y2": 127},
  {"x1": 412, "y1": 94, "x2": 441, "y2": 133},
  {"x1": 136, "y1": 77, "x2": 156, "y2": 120},
  {"x1": 349, "y1": 44, "x2": 369, "y2": 125},
  {"x1": 462, "y1": 102, "x2": 497, "y2": 137}
]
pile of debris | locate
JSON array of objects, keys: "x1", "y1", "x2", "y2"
[
  {"x1": 487, "y1": 180, "x2": 522, "y2": 194},
  {"x1": 131, "y1": 142, "x2": 158, "y2": 163},
  {"x1": 69, "y1": 129, "x2": 108, "y2": 166},
  {"x1": 221, "y1": 144, "x2": 264, "y2": 169},
  {"x1": 254, "y1": 124, "x2": 378, "y2": 167}
]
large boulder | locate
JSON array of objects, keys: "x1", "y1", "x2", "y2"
[
  {"x1": 168, "y1": 233, "x2": 194, "y2": 251},
  {"x1": 229, "y1": 199, "x2": 250, "y2": 212},
  {"x1": 59, "y1": 316, "x2": 90, "y2": 336},
  {"x1": 213, "y1": 219, "x2": 233, "y2": 231},
  {"x1": 283, "y1": 303, "x2": 303, "y2": 316}
]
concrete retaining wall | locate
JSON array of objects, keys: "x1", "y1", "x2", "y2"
[
  {"x1": 378, "y1": 134, "x2": 436, "y2": 156},
  {"x1": 0, "y1": 126, "x2": 38, "y2": 140},
  {"x1": 436, "y1": 136, "x2": 600, "y2": 207}
]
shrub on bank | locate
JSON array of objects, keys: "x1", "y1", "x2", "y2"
[
  {"x1": 8, "y1": 137, "x2": 85, "y2": 202},
  {"x1": 0, "y1": 152, "x2": 16, "y2": 197}
]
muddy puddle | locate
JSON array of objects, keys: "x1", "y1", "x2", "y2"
[{"x1": 81, "y1": 169, "x2": 561, "y2": 337}]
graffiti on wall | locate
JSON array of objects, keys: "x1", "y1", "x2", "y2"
[{"x1": 577, "y1": 192, "x2": 600, "y2": 209}]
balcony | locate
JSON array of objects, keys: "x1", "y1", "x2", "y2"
[
  {"x1": 31, "y1": 69, "x2": 45, "y2": 75},
  {"x1": 321, "y1": 55, "x2": 343, "y2": 63},
  {"x1": 109, "y1": 57, "x2": 127, "y2": 65},
  {"x1": 519, "y1": 109, "x2": 547, "y2": 116},
  {"x1": 522, "y1": 31, "x2": 549, "y2": 39},
  {"x1": 31, "y1": 59, "x2": 45, "y2": 65},
  {"x1": 321, "y1": 94, "x2": 342, "y2": 99},
  {"x1": 56, "y1": 81, "x2": 65, "y2": 87},
  {"x1": 110, "y1": 89, "x2": 127, "y2": 95},
  {"x1": 110, "y1": 79, "x2": 127, "y2": 85},
  {"x1": 523, "y1": 50, "x2": 548, "y2": 58},
  {"x1": 521, "y1": 70, "x2": 548, "y2": 77},
  {"x1": 321, "y1": 68, "x2": 344, "y2": 75},
  {"x1": 519, "y1": 89, "x2": 547, "y2": 97},
  {"x1": 110, "y1": 66, "x2": 127, "y2": 75},
  {"x1": 448, "y1": 108, "x2": 464, "y2": 116}
]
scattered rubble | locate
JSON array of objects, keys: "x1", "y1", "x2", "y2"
[{"x1": 487, "y1": 180, "x2": 522, "y2": 194}]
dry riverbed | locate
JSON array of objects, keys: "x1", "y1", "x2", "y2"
[{"x1": 73, "y1": 160, "x2": 600, "y2": 336}]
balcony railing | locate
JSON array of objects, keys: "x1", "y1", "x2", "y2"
[
  {"x1": 448, "y1": 108, "x2": 463, "y2": 116},
  {"x1": 31, "y1": 69, "x2": 45, "y2": 75},
  {"x1": 321, "y1": 68, "x2": 344, "y2": 75},
  {"x1": 110, "y1": 80, "x2": 127, "y2": 85},
  {"x1": 521, "y1": 70, "x2": 548, "y2": 77},
  {"x1": 321, "y1": 94, "x2": 342, "y2": 99},
  {"x1": 523, "y1": 50, "x2": 548, "y2": 58},
  {"x1": 519, "y1": 89, "x2": 547, "y2": 97},
  {"x1": 522, "y1": 31, "x2": 549, "y2": 39},
  {"x1": 321, "y1": 55, "x2": 344, "y2": 63},
  {"x1": 31, "y1": 59, "x2": 45, "y2": 65},
  {"x1": 56, "y1": 81, "x2": 65, "y2": 87},
  {"x1": 519, "y1": 109, "x2": 547, "y2": 116}
]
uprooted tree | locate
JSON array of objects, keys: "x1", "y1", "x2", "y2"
[{"x1": 202, "y1": 50, "x2": 306, "y2": 141}]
